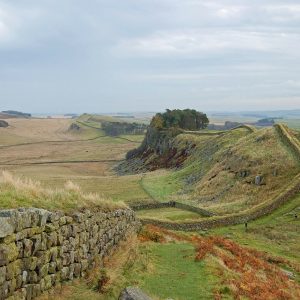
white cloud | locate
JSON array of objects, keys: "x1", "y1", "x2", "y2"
[{"x1": 117, "y1": 29, "x2": 299, "y2": 56}]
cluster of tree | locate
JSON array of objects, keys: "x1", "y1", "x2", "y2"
[
  {"x1": 101, "y1": 121, "x2": 148, "y2": 136},
  {"x1": 150, "y1": 109, "x2": 209, "y2": 130},
  {"x1": 255, "y1": 118, "x2": 275, "y2": 126}
]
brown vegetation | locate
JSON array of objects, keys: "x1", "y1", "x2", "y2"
[{"x1": 140, "y1": 225, "x2": 300, "y2": 300}]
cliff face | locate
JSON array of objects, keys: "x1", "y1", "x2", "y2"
[{"x1": 117, "y1": 127, "x2": 195, "y2": 174}]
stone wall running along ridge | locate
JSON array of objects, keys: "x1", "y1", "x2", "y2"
[{"x1": 0, "y1": 207, "x2": 139, "y2": 300}]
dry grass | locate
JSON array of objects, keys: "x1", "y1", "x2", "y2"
[
  {"x1": 0, "y1": 117, "x2": 150, "y2": 204},
  {"x1": 141, "y1": 225, "x2": 300, "y2": 299},
  {"x1": 0, "y1": 171, "x2": 126, "y2": 211}
]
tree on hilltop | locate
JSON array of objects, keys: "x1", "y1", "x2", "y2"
[{"x1": 150, "y1": 109, "x2": 209, "y2": 130}]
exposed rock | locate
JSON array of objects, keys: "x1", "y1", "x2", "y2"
[
  {"x1": 0, "y1": 217, "x2": 15, "y2": 239},
  {"x1": 281, "y1": 269, "x2": 295, "y2": 279},
  {"x1": 119, "y1": 287, "x2": 153, "y2": 300},
  {"x1": 255, "y1": 175, "x2": 262, "y2": 185},
  {"x1": 0, "y1": 120, "x2": 8, "y2": 128},
  {"x1": 69, "y1": 123, "x2": 80, "y2": 131}
]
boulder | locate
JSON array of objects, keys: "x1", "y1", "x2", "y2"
[
  {"x1": 69, "y1": 123, "x2": 80, "y2": 131},
  {"x1": 0, "y1": 120, "x2": 8, "y2": 128},
  {"x1": 255, "y1": 175, "x2": 262, "y2": 185},
  {"x1": 119, "y1": 287, "x2": 153, "y2": 300}
]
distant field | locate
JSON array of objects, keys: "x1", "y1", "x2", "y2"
[{"x1": 0, "y1": 117, "x2": 150, "y2": 205}]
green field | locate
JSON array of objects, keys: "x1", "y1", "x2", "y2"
[{"x1": 136, "y1": 207, "x2": 202, "y2": 221}]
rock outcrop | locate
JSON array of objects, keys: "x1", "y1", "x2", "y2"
[
  {"x1": 119, "y1": 287, "x2": 153, "y2": 300},
  {"x1": 0, "y1": 121, "x2": 8, "y2": 128}
]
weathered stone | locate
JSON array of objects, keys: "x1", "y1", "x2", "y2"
[
  {"x1": 81, "y1": 259, "x2": 88, "y2": 272},
  {"x1": 0, "y1": 266, "x2": 6, "y2": 285},
  {"x1": 73, "y1": 263, "x2": 81, "y2": 278},
  {"x1": 37, "y1": 263, "x2": 49, "y2": 278},
  {"x1": 31, "y1": 235, "x2": 42, "y2": 255},
  {"x1": 0, "y1": 280, "x2": 10, "y2": 299},
  {"x1": 27, "y1": 271, "x2": 38, "y2": 284},
  {"x1": 46, "y1": 232, "x2": 57, "y2": 248},
  {"x1": 49, "y1": 247, "x2": 58, "y2": 262},
  {"x1": 119, "y1": 287, "x2": 153, "y2": 300},
  {"x1": 43, "y1": 275, "x2": 52, "y2": 290},
  {"x1": 22, "y1": 271, "x2": 28, "y2": 284},
  {"x1": 69, "y1": 264, "x2": 75, "y2": 280},
  {"x1": 59, "y1": 216, "x2": 67, "y2": 226},
  {"x1": 15, "y1": 274, "x2": 23, "y2": 289},
  {"x1": 56, "y1": 258, "x2": 63, "y2": 271},
  {"x1": 48, "y1": 262, "x2": 56, "y2": 274},
  {"x1": 23, "y1": 239, "x2": 33, "y2": 257},
  {"x1": 37, "y1": 209, "x2": 51, "y2": 226},
  {"x1": 23, "y1": 257, "x2": 38, "y2": 271},
  {"x1": 61, "y1": 267, "x2": 69, "y2": 281},
  {"x1": 1, "y1": 234, "x2": 16, "y2": 245},
  {"x1": 36, "y1": 250, "x2": 51, "y2": 267},
  {"x1": 255, "y1": 175, "x2": 262, "y2": 185},
  {"x1": 0, "y1": 216, "x2": 15, "y2": 239},
  {"x1": 6, "y1": 260, "x2": 22, "y2": 280},
  {"x1": 62, "y1": 253, "x2": 71, "y2": 266},
  {"x1": 0, "y1": 243, "x2": 19, "y2": 266},
  {"x1": 16, "y1": 241, "x2": 24, "y2": 258},
  {"x1": 44, "y1": 224, "x2": 56, "y2": 233}
]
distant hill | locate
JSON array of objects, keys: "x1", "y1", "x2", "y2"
[{"x1": 1, "y1": 110, "x2": 31, "y2": 118}]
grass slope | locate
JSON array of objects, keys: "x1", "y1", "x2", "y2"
[
  {"x1": 212, "y1": 193, "x2": 300, "y2": 265},
  {"x1": 141, "y1": 126, "x2": 300, "y2": 216}
]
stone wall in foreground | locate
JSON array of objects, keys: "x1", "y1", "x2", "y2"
[{"x1": 0, "y1": 207, "x2": 139, "y2": 300}]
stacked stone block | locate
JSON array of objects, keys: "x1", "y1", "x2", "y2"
[{"x1": 0, "y1": 208, "x2": 138, "y2": 300}]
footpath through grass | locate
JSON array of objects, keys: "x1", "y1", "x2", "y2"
[{"x1": 136, "y1": 243, "x2": 219, "y2": 300}]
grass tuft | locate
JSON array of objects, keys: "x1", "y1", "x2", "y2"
[{"x1": 0, "y1": 171, "x2": 126, "y2": 212}]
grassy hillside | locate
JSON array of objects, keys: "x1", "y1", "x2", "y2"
[{"x1": 137, "y1": 126, "x2": 300, "y2": 216}]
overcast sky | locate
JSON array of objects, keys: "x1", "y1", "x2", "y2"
[{"x1": 0, "y1": 0, "x2": 299, "y2": 113}]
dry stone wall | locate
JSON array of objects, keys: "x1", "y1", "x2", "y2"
[
  {"x1": 141, "y1": 174, "x2": 300, "y2": 231},
  {"x1": 0, "y1": 207, "x2": 139, "y2": 300},
  {"x1": 130, "y1": 201, "x2": 214, "y2": 217}
]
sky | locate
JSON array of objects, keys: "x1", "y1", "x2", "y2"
[{"x1": 0, "y1": 0, "x2": 300, "y2": 114}]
